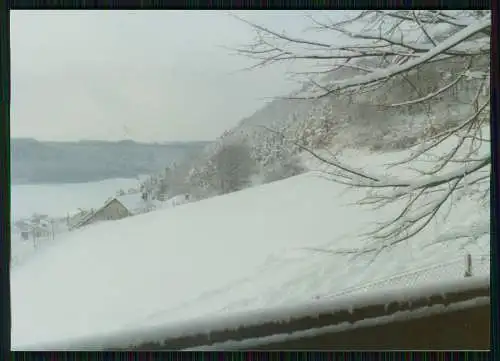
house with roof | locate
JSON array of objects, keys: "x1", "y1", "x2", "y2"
[
  {"x1": 73, "y1": 193, "x2": 161, "y2": 229},
  {"x1": 14, "y1": 217, "x2": 53, "y2": 241}
]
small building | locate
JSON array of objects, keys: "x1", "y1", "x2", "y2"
[
  {"x1": 32, "y1": 224, "x2": 51, "y2": 239},
  {"x1": 20, "y1": 230, "x2": 29, "y2": 241},
  {"x1": 74, "y1": 193, "x2": 161, "y2": 229},
  {"x1": 14, "y1": 219, "x2": 31, "y2": 241},
  {"x1": 14, "y1": 218, "x2": 52, "y2": 242}
]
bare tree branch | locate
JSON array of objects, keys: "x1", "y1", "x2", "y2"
[{"x1": 234, "y1": 11, "x2": 490, "y2": 254}]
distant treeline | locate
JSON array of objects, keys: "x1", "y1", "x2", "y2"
[{"x1": 11, "y1": 138, "x2": 211, "y2": 184}]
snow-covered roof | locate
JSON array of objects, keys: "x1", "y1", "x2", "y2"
[
  {"x1": 188, "y1": 296, "x2": 488, "y2": 350},
  {"x1": 14, "y1": 220, "x2": 30, "y2": 229},
  {"x1": 114, "y1": 194, "x2": 162, "y2": 215},
  {"x1": 72, "y1": 211, "x2": 97, "y2": 229},
  {"x1": 14, "y1": 219, "x2": 51, "y2": 231},
  {"x1": 17, "y1": 275, "x2": 489, "y2": 350},
  {"x1": 71, "y1": 194, "x2": 161, "y2": 228}
]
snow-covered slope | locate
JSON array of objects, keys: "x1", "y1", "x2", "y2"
[
  {"x1": 11, "y1": 154, "x2": 489, "y2": 348},
  {"x1": 10, "y1": 177, "x2": 146, "y2": 268},
  {"x1": 168, "y1": 53, "x2": 486, "y2": 203}
]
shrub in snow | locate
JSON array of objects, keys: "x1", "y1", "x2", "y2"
[{"x1": 263, "y1": 157, "x2": 306, "y2": 183}]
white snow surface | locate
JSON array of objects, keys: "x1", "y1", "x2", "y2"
[
  {"x1": 11, "y1": 177, "x2": 142, "y2": 221},
  {"x1": 17, "y1": 275, "x2": 489, "y2": 351},
  {"x1": 12, "y1": 149, "x2": 490, "y2": 349}
]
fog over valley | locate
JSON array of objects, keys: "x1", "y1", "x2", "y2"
[{"x1": 11, "y1": 138, "x2": 210, "y2": 184}]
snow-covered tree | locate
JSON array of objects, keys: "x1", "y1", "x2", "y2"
[
  {"x1": 210, "y1": 142, "x2": 257, "y2": 194},
  {"x1": 182, "y1": 156, "x2": 216, "y2": 198},
  {"x1": 262, "y1": 155, "x2": 306, "y2": 183},
  {"x1": 235, "y1": 10, "x2": 491, "y2": 252}
]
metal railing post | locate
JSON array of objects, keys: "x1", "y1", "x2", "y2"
[{"x1": 464, "y1": 253, "x2": 473, "y2": 277}]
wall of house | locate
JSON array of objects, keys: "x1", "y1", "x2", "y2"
[
  {"x1": 33, "y1": 228, "x2": 50, "y2": 238},
  {"x1": 83, "y1": 200, "x2": 131, "y2": 226}
]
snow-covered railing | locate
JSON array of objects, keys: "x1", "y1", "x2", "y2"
[
  {"x1": 17, "y1": 275, "x2": 490, "y2": 351},
  {"x1": 326, "y1": 253, "x2": 490, "y2": 300}
]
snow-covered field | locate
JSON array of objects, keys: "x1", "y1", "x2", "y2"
[
  {"x1": 10, "y1": 177, "x2": 145, "y2": 268},
  {"x1": 11, "y1": 177, "x2": 143, "y2": 221},
  {"x1": 11, "y1": 145, "x2": 489, "y2": 349}
]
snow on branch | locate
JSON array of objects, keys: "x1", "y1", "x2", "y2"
[
  {"x1": 308, "y1": 15, "x2": 490, "y2": 99},
  {"x1": 384, "y1": 66, "x2": 468, "y2": 107},
  {"x1": 234, "y1": 11, "x2": 489, "y2": 100},
  {"x1": 236, "y1": 11, "x2": 490, "y2": 253}
]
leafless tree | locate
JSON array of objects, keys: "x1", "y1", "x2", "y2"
[
  {"x1": 234, "y1": 10, "x2": 491, "y2": 254},
  {"x1": 211, "y1": 142, "x2": 257, "y2": 194}
]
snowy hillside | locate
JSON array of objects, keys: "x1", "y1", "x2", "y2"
[
  {"x1": 10, "y1": 177, "x2": 148, "y2": 268},
  {"x1": 158, "y1": 59, "x2": 487, "y2": 203},
  {"x1": 159, "y1": 11, "x2": 489, "y2": 205},
  {"x1": 11, "y1": 10, "x2": 490, "y2": 350},
  {"x1": 11, "y1": 149, "x2": 489, "y2": 348}
]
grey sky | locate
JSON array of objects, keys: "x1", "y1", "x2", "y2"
[{"x1": 10, "y1": 10, "x2": 343, "y2": 142}]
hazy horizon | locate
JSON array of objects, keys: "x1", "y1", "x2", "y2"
[
  {"x1": 10, "y1": 10, "x2": 343, "y2": 143},
  {"x1": 10, "y1": 136, "x2": 213, "y2": 144}
]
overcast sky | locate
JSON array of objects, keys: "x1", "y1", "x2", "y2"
[{"x1": 10, "y1": 10, "x2": 343, "y2": 142}]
